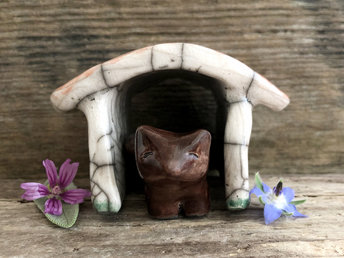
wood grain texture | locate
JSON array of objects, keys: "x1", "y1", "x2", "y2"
[
  {"x1": 0, "y1": 0, "x2": 343, "y2": 180},
  {"x1": 1, "y1": 174, "x2": 343, "y2": 257}
]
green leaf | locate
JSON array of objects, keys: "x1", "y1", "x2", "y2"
[
  {"x1": 34, "y1": 181, "x2": 79, "y2": 228},
  {"x1": 290, "y1": 199, "x2": 306, "y2": 206},
  {"x1": 255, "y1": 172, "x2": 264, "y2": 192}
]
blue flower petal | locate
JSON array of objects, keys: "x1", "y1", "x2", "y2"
[
  {"x1": 250, "y1": 186, "x2": 270, "y2": 203},
  {"x1": 262, "y1": 182, "x2": 271, "y2": 193},
  {"x1": 292, "y1": 209, "x2": 307, "y2": 218},
  {"x1": 249, "y1": 186, "x2": 264, "y2": 198},
  {"x1": 289, "y1": 204, "x2": 307, "y2": 217},
  {"x1": 284, "y1": 203, "x2": 296, "y2": 213},
  {"x1": 282, "y1": 187, "x2": 295, "y2": 202},
  {"x1": 264, "y1": 204, "x2": 282, "y2": 225},
  {"x1": 284, "y1": 204, "x2": 307, "y2": 218}
]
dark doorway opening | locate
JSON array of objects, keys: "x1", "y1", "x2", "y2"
[{"x1": 121, "y1": 70, "x2": 228, "y2": 193}]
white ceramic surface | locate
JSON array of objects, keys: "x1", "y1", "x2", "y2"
[{"x1": 51, "y1": 43, "x2": 290, "y2": 212}]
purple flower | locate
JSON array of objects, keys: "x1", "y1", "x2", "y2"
[
  {"x1": 21, "y1": 159, "x2": 91, "y2": 216},
  {"x1": 250, "y1": 172, "x2": 306, "y2": 225}
]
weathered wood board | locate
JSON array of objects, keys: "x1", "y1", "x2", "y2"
[
  {"x1": 1, "y1": 174, "x2": 343, "y2": 257},
  {"x1": 0, "y1": 0, "x2": 343, "y2": 180}
]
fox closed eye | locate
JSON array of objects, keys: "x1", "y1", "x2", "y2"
[
  {"x1": 188, "y1": 152, "x2": 199, "y2": 159},
  {"x1": 141, "y1": 151, "x2": 153, "y2": 159}
]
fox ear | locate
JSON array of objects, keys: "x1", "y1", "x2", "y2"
[
  {"x1": 189, "y1": 130, "x2": 211, "y2": 155},
  {"x1": 135, "y1": 126, "x2": 153, "y2": 155}
]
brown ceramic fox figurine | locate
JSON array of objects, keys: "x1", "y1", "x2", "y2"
[{"x1": 135, "y1": 125, "x2": 211, "y2": 219}]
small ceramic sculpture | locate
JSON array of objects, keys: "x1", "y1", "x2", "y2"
[
  {"x1": 50, "y1": 43, "x2": 289, "y2": 213},
  {"x1": 135, "y1": 125, "x2": 211, "y2": 219}
]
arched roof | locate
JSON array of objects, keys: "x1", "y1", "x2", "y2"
[{"x1": 51, "y1": 43, "x2": 289, "y2": 112}]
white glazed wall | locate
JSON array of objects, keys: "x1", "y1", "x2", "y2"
[{"x1": 78, "y1": 88, "x2": 125, "y2": 212}]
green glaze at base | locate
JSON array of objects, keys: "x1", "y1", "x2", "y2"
[
  {"x1": 93, "y1": 200, "x2": 120, "y2": 213},
  {"x1": 226, "y1": 198, "x2": 250, "y2": 211}
]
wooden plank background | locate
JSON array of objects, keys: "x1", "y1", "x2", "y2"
[
  {"x1": 0, "y1": 1, "x2": 343, "y2": 256},
  {"x1": 0, "y1": 0, "x2": 343, "y2": 180}
]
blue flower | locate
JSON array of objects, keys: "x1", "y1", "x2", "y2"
[{"x1": 250, "y1": 172, "x2": 307, "y2": 225}]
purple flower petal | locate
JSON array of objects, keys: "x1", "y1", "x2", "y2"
[
  {"x1": 42, "y1": 159, "x2": 58, "y2": 188},
  {"x1": 282, "y1": 187, "x2": 295, "y2": 202},
  {"x1": 20, "y1": 182, "x2": 50, "y2": 200},
  {"x1": 58, "y1": 159, "x2": 79, "y2": 189},
  {"x1": 264, "y1": 204, "x2": 282, "y2": 225},
  {"x1": 60, "y1": 189, "x2": 91, "y2": 204},
  {"x1": 44, "y1": 197, "x2": 62, "y2": 216}
]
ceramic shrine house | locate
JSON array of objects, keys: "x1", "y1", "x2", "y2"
[{"x1": 51, "y1": 43, "x2": 289, "y2": 213}]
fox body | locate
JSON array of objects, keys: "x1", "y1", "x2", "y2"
[{"x1": 135, "y1": 125, "x2": 211, "y2": 219}]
